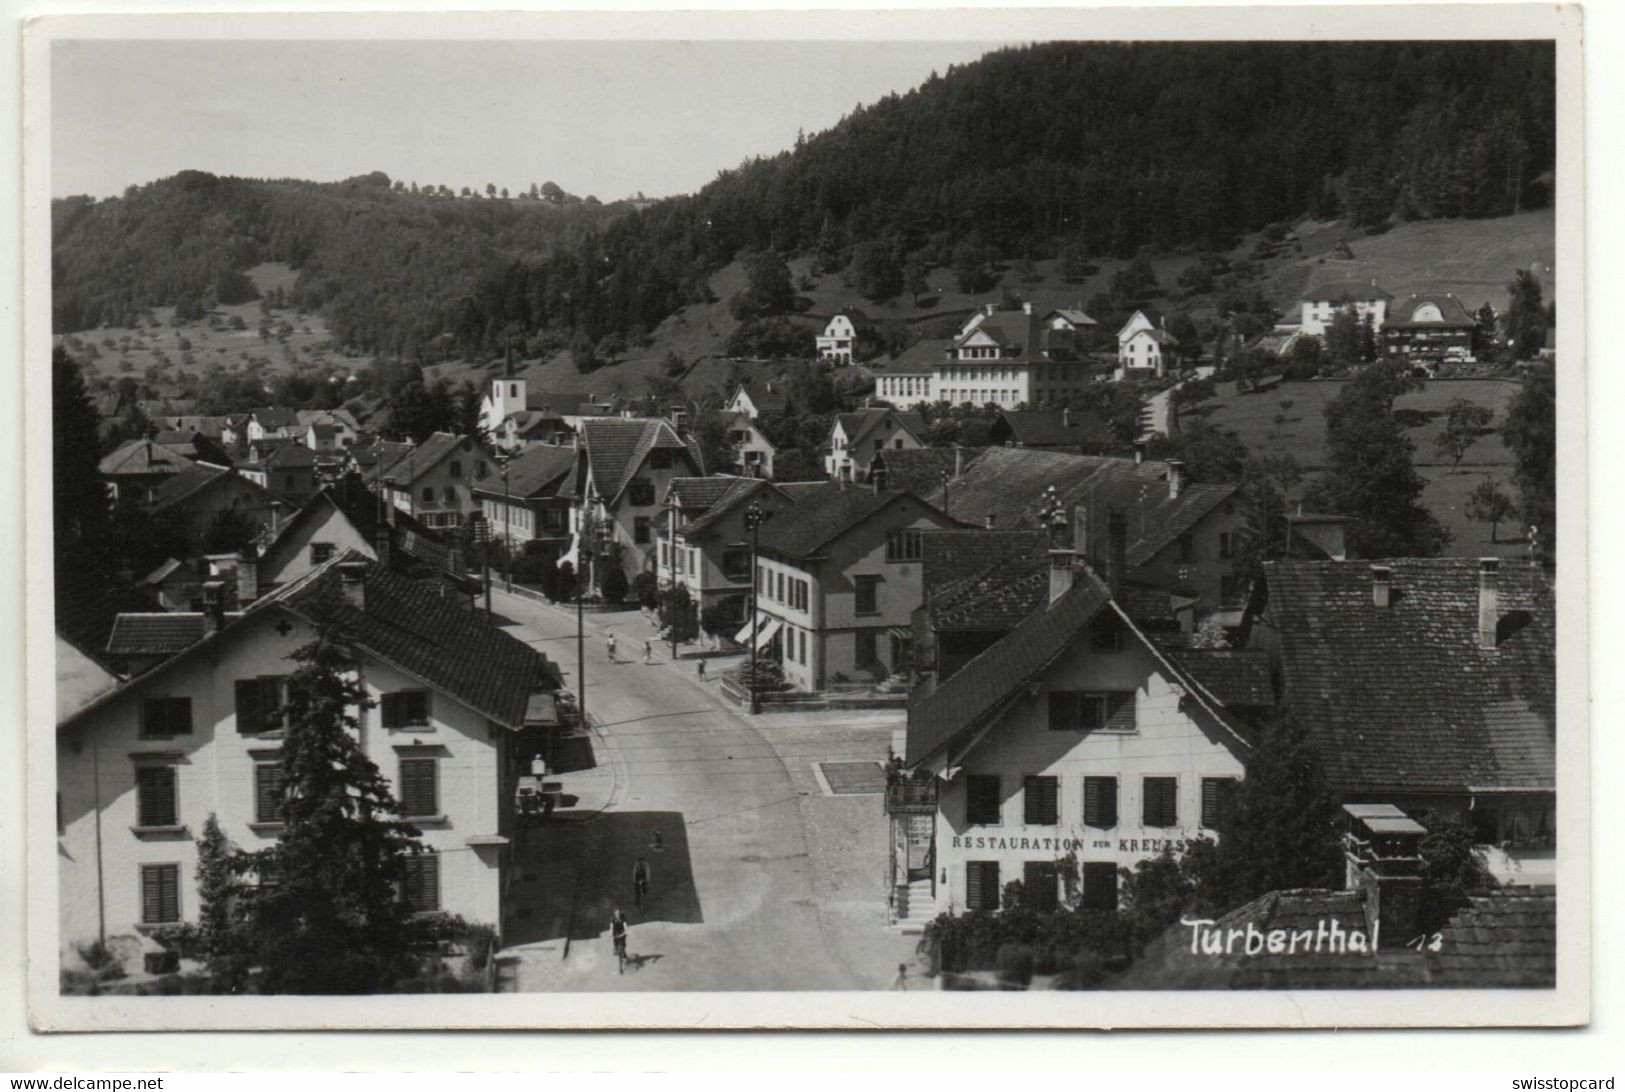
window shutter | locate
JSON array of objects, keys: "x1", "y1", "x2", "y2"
[
  {"x1": 966, "y1": 861, "x2": 999, "y2": 911},
  {"x1": 1048, "y1": 691, "x2": 1076, "y2": 731},
  {"x1": 141, "y1": 698, "x2": 165, "y2": 736},
  {"x1": 1024, "y1": 862, "x2": 1058, "y2": 913},
  {"x1": 381, "y1": 692, "x2": 401, "y2": 729},
  {"x1": 260, "y1": 676, "x2": 286, "y2": 729},
  {"x1": 1023, "y1": 776, "x2": 1058, "y2": 825},
  {"x1": 1104, "y1": 691, "x2": 1136, "y2": 731},
  {"x1": 407, "y1": 691, "x2": 429, "y2": 725},
  {"x1": 1202, "y1": 778, "x2": 1237, "y2": 829},
  {"x1": 138, "y1": 766, "x2": 177, "y2": 828},
  {"x1": 1144, "y1": 776, "x2": 1177, "y2": 827},
  {"x1": 235, "y1": 679, "x2": 262, "y2": 733},
  {"x1": 169, "y1": 697, "x2": 193, "y2": 735},
  {"x1": 400, "y1": 758, "x2": 437, "y2": 817},
  {"x1": 1082, "y1": 862, "x2": 1119, "y2": 911},
  {"x1": 405, "y1": 853, "x2": 440, "y2": 912},
  {"x1": 1084, "y1": 776, "x2": 1118, "y2": 828},
  {"x1": 255, "y1": 764, "x2": 284, "y2": 824},
  {"x1": 159, "y1": 864, "x2": 179, "y2": 922}
]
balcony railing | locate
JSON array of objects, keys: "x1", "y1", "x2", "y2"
[{"x1": 885, "y1": 776, "x2": 938, "y2": 814}]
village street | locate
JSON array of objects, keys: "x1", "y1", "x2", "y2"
[{"x1": 486, "y1": 588, "x2": 921, "y2": 991}]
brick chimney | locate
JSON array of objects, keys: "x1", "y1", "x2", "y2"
[
  {"x1": 337, "y1": 559, "x2": 368, "y2": 610},
  {"x1": 1167, "y1": 460, "x2": 1186, "y2": 500},
  {"x1": 374, "y1": 526, "x2": 392, "y2": 569},
  {"x1": 1369, "y1": 564, "x2": 1393, "y2": 608},
  {"x1": 983, "y1": 513, "x2": 996, "y2": 529},
  {"x1": 1071, "y1": 505, "x2": 1089, "y2": 560},
  {"x1": 953, "y1": 445, "x2": 964, "y2": 478},
  {"x1": 236, "y1": 550, "x2": 259, "y2": 605},
  {"x1": 1048, "y1": 545, "x2": 1076, "y2": 606},
  {"x1": 1062, "y1": 406, "x2": 1071, "y2": 428},
  {"x1": 1107, "y1": 508, "x2": 1127, "y2": 597},
  {"x1": 201, "y1": 580, "x2": 227, "y2": 636},
  {"x1": 1133, "y1": 438, "x2": 1147, "y2": 465},
  {"x1": 1478, "y1": 557, "x2": 1500, "y2": 650},
  {"x1": 1343, "y1": 804, "x2": 1426, "y2": 949}
]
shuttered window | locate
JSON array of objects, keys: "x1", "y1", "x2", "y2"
[
  {"x1": 136, "y1": 765, "x2": 178, "y2": 828},
  {"x1": 965, "y1": 861, "x2": 1000, "y2": 912},
  {"x1": 1201, "y1": 777, "x2": 1239, "y2": 830},
  {"x1": 141, "y1": 863, "x2": 180, "y2": 924},
  {"x1": 254, "y1": 762, "x2": 285, "y2": 824},
  {"x1": 965, "y1": 774, "x2": 1001, "y2": 826},
  {"x1": 381, "y1": 690, "x2": 430, "y2": 729},
  {"x1": 1049, "y1": 690, "x2": 1135, "y2": 732},
  {"x1": 1143, "y1": 776, "x2": 1179, "y2": 828},
  {"x1": 854, "y1": 576, "x2": 879, "y2": 615},
  {"x1": 1082, "y1": 862, "x2": 1119, "y2": 911},
  {"x1": 1023, "y1": 861, "x2": 1060, "y2": 912},
  {"x1": 140, "y1": 697, "x2": 192, "y2": 738},
  {"x1": 235, "y1": 676, "x2": 287, "y2": 734},
  {"x1": 402, "y1": 852, "x2": 440, "y2": 912},
  {"x1": 1083, "y1": 776, "x2": 1119, "y2": 828},
  {"x1": 398, "y1": 757, "x2": 439, "y2": 818},
  {"x1": 1022, "y1": 775, "x2": 1059, "y2": 826}
]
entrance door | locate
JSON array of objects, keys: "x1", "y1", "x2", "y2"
[{"x1": 903, "y1": 814, "x2": 933, "y2": 880}]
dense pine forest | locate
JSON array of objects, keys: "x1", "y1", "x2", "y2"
[{"x1": 53, "y1": 40, "x2": 1555, "y2": 362}]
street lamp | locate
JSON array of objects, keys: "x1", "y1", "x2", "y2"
[
  {"x1": 742, "y1": 502, "x2": 772, "y2": 715},
  {"x1": 938, "y1": 467, "x2": 952, "y2": 513},
  {"x1": 1038, "y1": 485, "x2": 1068, "y2": 547},
  {"x1": 575, "y1": 505, "x2": 600, "y2": 745}
]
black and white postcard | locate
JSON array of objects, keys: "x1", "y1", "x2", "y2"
[{"x1": 21, "y1": 5, "x2": 1588, "y2": 1030}]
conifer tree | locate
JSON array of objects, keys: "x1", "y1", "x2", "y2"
[{"x1": 230, "y1": 592, "x2": 436, "y2": 994}]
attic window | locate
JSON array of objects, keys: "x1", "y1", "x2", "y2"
[{"x1": 650, "y1": 450, "x2": 672, "y2": 470}]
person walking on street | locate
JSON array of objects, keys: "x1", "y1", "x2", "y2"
[
  {"x1": 607, "y1": 632, "x2": 617, "y2": 662},
  {"x1": 610, "y1": 908, "x2": 628, "y2": 974},
  {"x1": 632, "y1": 856, "x2": 651, "y2": 910},
  {"x1": 644, "y1": 640, "x2": 653, "y2": 665},
  {"x1": 892, "y1": 962, "x2": 910, "y2": 990},
  {"x1": 696, "y1": 659, "x2": 707, "y2": 681}
]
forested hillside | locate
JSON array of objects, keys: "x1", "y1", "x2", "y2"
[
  {"x1": 54, "y1": 40, "x2": 1555, "y2": 365},
  {"x1": 52, "y1": 170, "x2": 626, "y2": 352}
]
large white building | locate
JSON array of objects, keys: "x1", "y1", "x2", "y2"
[
  {"x1": 1298, "y1": 279, "x2": 1394, "y2": 337},
  {"x1": 888, "y1": 557, "x2": 1255, "y2": 927},
  {"x1": 873, "y1": 303, "x2": 1098, "y2": 410},
  {"x1": 55, "y1": 555, "x2": 560, "y2": 971}
]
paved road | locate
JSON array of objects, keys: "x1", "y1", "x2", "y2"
[{"x1": 489, "y1": 590, "x2": 917, "y2": 991}]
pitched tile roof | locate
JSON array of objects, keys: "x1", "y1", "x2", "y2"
[
  {"x1": 905, "y1": 571, "x2": 1114, "y2": 764},
  {"x1": 285, "y1": 562, "x2": 553, "y2": 726},
  {"x1": 1169, "y1": 648, "x2": 1277, "y2": 708},
  {"x1": 581, "y1": 418, "x2": 693, "y2": 503},
  {"x1": 251, "y1": 407, "x2": 301, "y2": 428},
  {"x1": 873, "y1": 447, "x2": 979, "y2": 496},
  {"x1": 380, "y1": 432, "x2": 473, "y2": 487},
  {"x1": 755, "y1": 483, "x2": 939, "y2": 560},
  {"x1": 837, "y1": 408, "x2": 927, "y2": 450},
  {"x1": 1386, "y1": 293, "x2": 1476, "y2": 327},
  {"x1": 884, "y1": 338, "x2": 954, "y2": 371},
  {"x1": 105, "y1": 613, "x2": 208, "y2": 656},
  {"x1": 922, "y1": 530, "x2": 1050, "y2": 632},
  {"x1": 734, "y1": 380, "x2": 788, "y2": 416},
  {"x1": 358, "y1": 440, "x2": 416, "y2": 482},
  {"x1": 472, "y1": 444, "x2": 576, "y2": 501},
  {"x1": 523, "y1": 389, "x2": 594, "y2": 414},
  {"x1": 1118, "y1": 886, "x2": 1555, "y2": 989},
  {"x1": 1050, "y1": 308, "x2": 1098, "y2": 327},
  {"x1": 146, "y1": 464, "x2": 236, "y2": 513},
  {"x1": 997, "y1": 408, "x2": 1112, "y2": 448},
  {"x1": 1302, "y1": 279, "x2": 1395, "y2": 304},
  {"x1": 1260, "y1": 559, "x2": 1555, "y2": 795},
  {"x1": 98, "y1": 438, "x2": 191, "y2": 477}
]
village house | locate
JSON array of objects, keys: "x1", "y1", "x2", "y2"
[
  {"x1": 825, "y1": 407, "x2": 927, "y2": 483},
  {"x1": 374, "y1": 432, "x2": 498, "y2": 531},
  {"x1": 657, "y1": 476, "x2": 795, "y2": 624},
  {"x1": 888, "y1": 556, "x2": 1252, "y2": 929},
  {"x1": 141, "y1": 465, "x2": 282, "y2": 556},
  {"x1": 722, "y1": 381, "x2": 787, "y2": 478},
  {"x1": 1117, "y1": 310, "x2": 1179, "y2": 378},
  {"x1": 1382, "y1": 293, "x2": 1479, "y2": 365},
  {"x1": 815, "y1": 309, "x2": 868, "y2": 364},
  {"x1": 925, "y1": 446, "x2": 1250, "y2": 620},
  {"x1": 98, "y1": 437, "x2": 195, "y2": 506},
  {"x1": 565, "y1": 418, "x2": 704, "y2": 592},
  {"x1": 244, "y1": 407, "x2": 304, "y2": 444},
  {"x1": 472, "y1": 444, "x2": 577, "y2": 564},
  {"x1": 1298, "y1": 279, "x2": 1393, "y2": 337},
  {"x1": 235, "y1": 438, "x2": 320, "y2": 503},
  {"x1": 295, "y1": 408, "x2": 361, "y2": 449},
  {"x1": 1241, "y1": 557, "x2": 1555, "y2": 886},
  {"x1": 56, "y1": 554, "x2": 561, "y2": 972},
  {"x1": 745, "y1": 482, "x2": 964, "y2": 692},
  {"x1": 872, "y1": 339, "x2": 950, "y2": 409},
  {"x1": 988, "y1": 406, "x2": 1112, "y2": 452},
  {"x1": 478, "y1": 372, "x2": 604, "y2": 447},
  {"x1": 726, "y1": 380, "x2": 789, "y2": 422}
]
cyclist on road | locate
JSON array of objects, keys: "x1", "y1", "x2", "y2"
[
  {"x1": 607, "y1": 632, "x2": 618, "y2": 662},
  {"x1": 610, "y1": 908, "x2": 628, "y2": 973},
  {"x1": 632, "y1": 857, "x2": 652, "y2": 910}
]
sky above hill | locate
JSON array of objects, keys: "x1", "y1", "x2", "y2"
[{"x1": 51, "y1": 38, "x2": 997, "y2": 200}]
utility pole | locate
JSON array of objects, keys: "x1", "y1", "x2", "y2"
[{"x1": 742, "y1": 503, "x2": 771, "y2": 715}]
